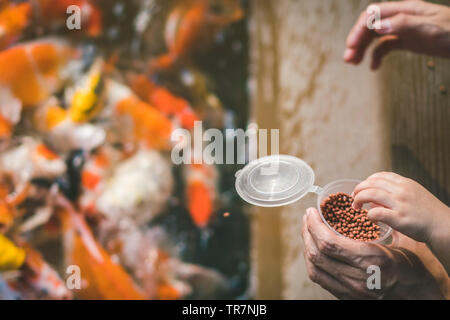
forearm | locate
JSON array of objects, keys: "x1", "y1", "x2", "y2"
[
  {"x1": 427, "y1": 206, "x2": 450, "y2": 276},
  {"x1": 392, "y1": 232, "x2": 450, "y2": 299}
]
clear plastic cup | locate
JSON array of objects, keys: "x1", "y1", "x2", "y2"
[
  {"x1": 235, "y1": 155, "x2": 393, "y2": 244},
  {"x1": 316, "y1": 179, "x2": 392, "y2": 244}
]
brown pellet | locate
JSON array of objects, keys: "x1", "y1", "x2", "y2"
[{"x1": 320, "y1": 192, "x2": 380, "y2": 242}]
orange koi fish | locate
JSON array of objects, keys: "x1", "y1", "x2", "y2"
[
  {"x1": 59, "y1": 200, "x2": 146, "y2": 300},
  {"x1": 129, "y1": 74, "x2": 198, "y2": 130},
  {"x1": 82, "y1": 151, "x2": 109, "y2": 192},
  {"x1": 0, "y1": 177, "x2": 30, "y2": 232},
  {"x1": 107, "y1": 80, "x2": 174, "y2": 150},
  {"x1": 0, "y1": 2, "x2": 31, "y2": 49},
  {"x1": 0, "y1": 202, "x2": 12, "y2": 232},
  {"x1": 0, "y1": 113, "x2": 12, "y2": 139},
  {"x1": 0, "y1": 39, "x2": 79, "y2": 139},
  {"x1": 185, "y1": 162, "x2": 218, "y2": 228},
  {"x1": 0, "y1": 140, "x2": 62, "y2": 230},
  {"x1": 17, "y1": 245, "x2": 73, "y2": 300},
  {"x1": 33, "y1": 0, "x2": 103, "y2": 37},
  {"x1": 0, "y1": 40, "x2": 80, "y2": 138},
  {"x1": 0, "y1": 39, "x2": 78, "y2": 107},
  {"x1": 0, "y1": 235, "x2": 71, "y2": 299},
  {"x1": 79, "y1": 147, "x2": 122, "y2": 215},
  {"x1": 0, "y1": 139, "x2": 66, "y2": 185},
  {"x1": 0, "y1": 233, "x2": 25, "y2": 271},
  {"x1": 140, "y1": 248, "x2": 187, "y2": 300},
  {"x1": 151, "y1": 0, "x2": 244, "y2": 71}
]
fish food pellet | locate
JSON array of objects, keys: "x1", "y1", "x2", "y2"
[{"x1": 320, "y1": 192, "x2": 380, "y2": 242}]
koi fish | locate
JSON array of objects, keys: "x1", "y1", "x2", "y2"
[
  {"x1": 0, "y1": 138, "x2": 66, "y2": 186},
  {"x1": 0, "y1": 275, "x2": 22, "y2": 300},
  {"x1": 33, "y1": 0, "x2": 103, "y2": 37},
  {"x1": 0, "y1": 234, "x2": 67, "y2": 300},
  {"x1": 0, "y1": 234, "x2": 25, "y2": 271},
  {"x1": 79, "y1": 147, "x2": 122, "y2": 215},
  {"x1": 178, "y1": 67, "x2": 225, "y2": 129},
  {"x1": 0, "y1": 39, "x2": 78, "y2": 107},
  {"x1": 59, "y1": 200, "x2": 146, "y2": 300},
  {"x1": 0, "y1": 39, "x2": 79, "y2": 138},
  {"x1": 35, "y1": 58, "x2": 104, "y2": 126},
  {"x1": 16, "y1": 244, "x2": 72, "y2": 300},
  {"x1": 68, "y1": 58, "x2": 104, "y2": 123},
  {"x1": 0, "y1": 2, "x2": 31, "y2": 49},
  {"x1": 31, "y1": 59, "x2": 106, "y2": 151},
  {"x1": 96, "y1": 224, "x2": 190, "y2": 300},
  {"x1": 184, "y1": 162, "x2": 218, "y2": 228},
  {"x1": 95, "y1": 149, "x2": 173, "y2": 225},
  {"x1": 0, "y1": 201, "x2": 12, "y2": 232},
  {"x1": 33, "y1": 93, "x2": 106, "y2": 153},
  {"x1": 151, "y1": 0, "x2": 244, "y2": 70},
  {"x1": 0, "y1": 176, "x2": 30, "y2": 232},
  {"x1": 129, "y1": 74, "x2": 198, "y2": 130},
  {"x1": 106, "y1": 80, "x2": 174, "y2": 150},
  {"x1": 0, "y1": 139, "x2": 61, "y2": 230},
  {"x1": 139, "y1": 247, "x2": 190, "y2": 300},
  {"x1": 0, "y1": 112, "x2": 12, "y2": 139},
  {"x1": 132, "y1": 228, "x2": 229, "y2": 299}
]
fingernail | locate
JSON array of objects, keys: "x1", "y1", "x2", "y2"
[
  {"x1": 343, "y1": 48, "x2": 353, "y2": 61},
  {"x1": 377, "y1": 20, "x2": 392, "y2": 34},
  {"x1": 306, "y1": 208, "x2": 314, "y2": 217}
]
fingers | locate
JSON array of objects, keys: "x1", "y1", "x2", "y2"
[
  {"x1": 302, "y1": 253, "x2": 353, "y2": 300},
  {"x1": 345, "y1": 11, "x2": 377, "y2": 64},
  {"x1": 366, "y1": 171, "x2": 404, "y2": 184},
  {"x1": 367, "y1": 207, "x2": 399, "y2": 228},
  {"x1": 302, "y1": 210, "x2": 381, "y2": 299},
  {"x1": 305, "y1": 208, "x2": 370, "y2": 267},
  {"x1": 353, "y1": 175, "x2": 399, "y2": 198},
  {"x1": 371, "y1": 35, "x2": 403, "y2": 70},
  {"x1": 303, "y1": 217, "x2": 364, "y2": 278},
  {"x1": 352, "y1": 172, "x2": 406, "y2": 209},
  {"x1": 302, "y1": 216, "x2": 358, "y2": 299},
  {"x1": 352, "y1": 188, "x2": 394, "y2": 210},
  {"x1": 374, "y1": 13, "x2": 421, "y2": 38},
  {"x1": 345, "y1": 1, "x2": 423, "y2": 65},
  {"x1": 370, "y1": 1, "x2": 421, "y2": 20}
]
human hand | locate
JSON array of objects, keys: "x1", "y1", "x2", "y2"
[
  {"x1": 301, "y1": 207, "x2": 445, "y2": 299},
  {"x1": 352, "y1": 172, "x2": 450, "y2": 243},
  {"x1": 344, "y1": 0, "x2": 450, "y2": 70}
]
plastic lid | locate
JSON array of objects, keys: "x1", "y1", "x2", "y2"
[{"x1": 235, "y1": 155, "x2": 317, "y2": 207}]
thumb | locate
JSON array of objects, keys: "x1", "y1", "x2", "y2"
[
  {"x1": 367, "y1": 207, "x2": 398, "y2": 230},
  {"x1": 371, "y1": 35, "x2": 403, "y2": 70}
]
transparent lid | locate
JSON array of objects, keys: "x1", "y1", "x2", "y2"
[{"x1": 235, "y1": 155, "x2": 318, "y2": 207}]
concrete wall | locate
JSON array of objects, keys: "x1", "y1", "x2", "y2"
[{"x1": 248, "y1": 0, "x2": 390, "y2": 299}]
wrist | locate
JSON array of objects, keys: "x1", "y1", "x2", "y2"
[
  {"x1": 387, "y1": 249, "x2": 445, "y2": 300},
  {"x1": 426, "y1": 205, "x2": 450, "y2": 245}
]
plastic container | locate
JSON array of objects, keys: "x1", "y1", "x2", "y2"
[
  {"x1": 235, "y1": 155, "x2": 392, "y2": 243},
  {"x1": 316, "y1": 179, "x2": 392, "y2": 244}
]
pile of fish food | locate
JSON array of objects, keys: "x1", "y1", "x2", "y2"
[{"x1": 320, "y1": 192, "x2": 380, "y2": 242}]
